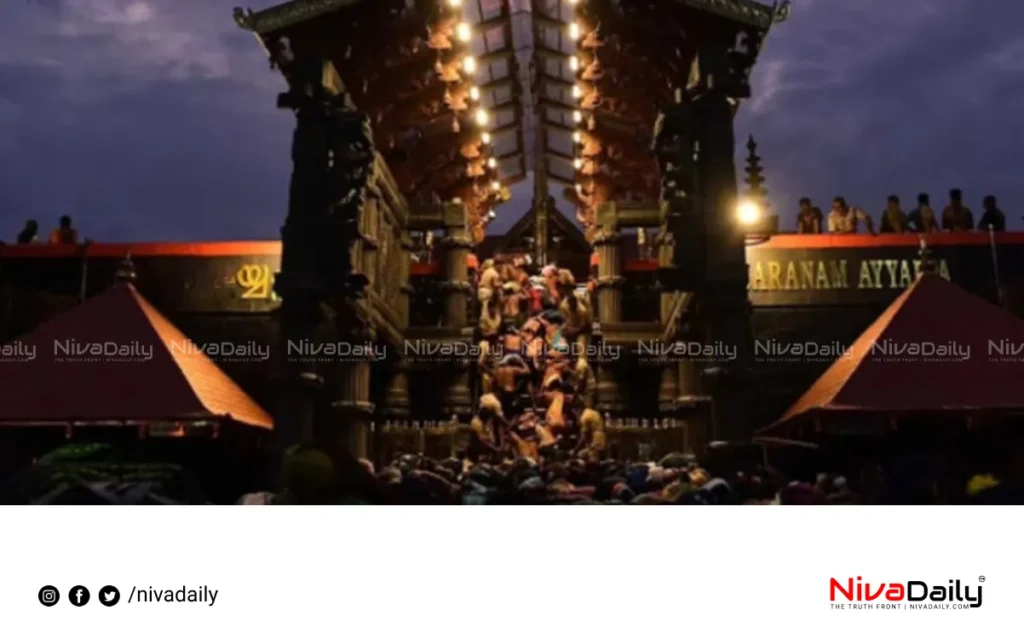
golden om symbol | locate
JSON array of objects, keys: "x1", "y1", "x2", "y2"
[{"x1": 236, "y1": 265, "x2": 275, "y2": 300}]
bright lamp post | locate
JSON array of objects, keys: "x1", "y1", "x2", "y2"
[{"x1": 736, "y1": 199, "x2": 762, "y2": 226}]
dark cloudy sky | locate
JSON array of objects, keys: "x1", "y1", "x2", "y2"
[{"x1": 1, "y1": 0, "x2": 1022, "y2": 242}]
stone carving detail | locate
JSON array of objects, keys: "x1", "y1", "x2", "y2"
[{"x1": 326, "y1": 111, "x2": 375, "y2": 292}]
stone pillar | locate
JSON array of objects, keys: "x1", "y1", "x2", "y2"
[
  {"x1": 595, "y1": 363, "x2": 625, "y2": 413},
  {"x1": 381, "y1": 362, "x2": 410, "y2": 419},
  {"x1": 593, "y1": 202, "x2": 623, "y2": 325},
  {"x1": 439, "y1": 202, "x2": 473, "y2": 416},
  {"x1": 592, "y1": 203, "x2": 624, "y2": 413},
  {"x1": 657, "y1": 364, "x2": 679, "y2": 413},
  {"x1": 357, "y1": 193, "x2": 381, "y2": 289},
  {"x1": 443, "y1": 368, "x2": 473, "y2": 418},
  {"x1": 326, "y1": 348, "x2": 375, "y2": 460},
  {"x1": 397, "y1": 233, "x2": 414, "y2": 329},
  {"x1": 272, "y1": 55, "x2": 338, "y2": 456},
  {"x1": 440, "y1": 202, "x2": 472, "y2": 331},
  {"x1": 656, "y1": 221, "x2": 676, "y2": 325},
  {"x1": 690, "y1": 41, "x2": 756, "y2": 441}
]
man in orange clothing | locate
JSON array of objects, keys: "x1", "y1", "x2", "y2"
[{"x1": 49, "y1": 215, "x2": 79, "y2": 244}]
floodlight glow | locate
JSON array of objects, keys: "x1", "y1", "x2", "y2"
[{"x1": 737, "y1": 200, "x2": 762, "y2": 226}]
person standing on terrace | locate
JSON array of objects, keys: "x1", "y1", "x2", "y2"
[
  {"x1": 879, "y1": 195, "x2": 908, "y2": 233},
  {"x1": 827, "y1": 197, "x2": 875, "y2": 234},
  {"x1": 907, "y1": 193, "x2": 938, "y2": 233},
  {"x1": 942, "y1": 189, "x2": 974, "y2": 231},
  {"x1": 49, "y1": 215, "x2": 79, "y2": 244},
  {"x1": 978, "y1": 195, "x2": 1006, "y2": 232},
  {"x1": 16, "y1": 220, "x2": 40, "y2": 244},
  {"x1": 796, "y1": 198, "x2": 823, "y2": 234}
]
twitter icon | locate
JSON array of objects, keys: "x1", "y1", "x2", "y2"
[{"x1": 98, "y1": 586, "x2": 120, "y2": 607}]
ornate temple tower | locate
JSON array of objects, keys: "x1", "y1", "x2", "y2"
[{"x1": 744, "y1": 135, "x2": 768, "y2": 207}]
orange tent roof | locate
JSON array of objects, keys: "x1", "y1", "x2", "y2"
[
  {"x1": 758, "y1": 273, "x2": 1024, "y2": 434},
  {"x1": 0, "y1": 283, "x2": 272, "y2": 430}
]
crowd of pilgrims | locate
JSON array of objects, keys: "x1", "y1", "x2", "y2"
[
  {"x1": 235, "y1": 254, "x2": 1022, "y2": 505},
  {"x1": 796, "y1": 189, "x2": 1009, "y2": 234},
  {"x1": 471, "y1": 255, "x2": 602, "y2": 465}
]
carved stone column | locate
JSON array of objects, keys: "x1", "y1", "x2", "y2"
[
  {"x1": 690, "y1": 43, "x2": 755, "y2": 442},
  {"x1": 652, "y1": 31, "x2": 760, "y2": 441},
  {"x1": 656, "y1": 220, "x2": 676, "y2": 324},
  {"x1": 593, "y1": 202, "x2": 623, "y2": 325},
  {"x1": 325, "y1": 344, "x2": 376, "y2": 460},
  {"x1": 397, "y1": 233, "x2": 414, "y2": 329},
  {"x1": 272, "y1": 55, "x2": 339, "y2": 456},
  {"x1": 657, "y1": 364, "x2": 679, "y2": 413},
  {"x1": 658, "y1": 234, "x2": 680, "y2": 414},
  {"x1": 439, "y1": 202, "x2": 473, "y2": 416},
  {"x1": 381, "y1": 361, "x2": 411, "y2": 419},
  {"x1": 596, "y1": 363, "x2": 625, "y2": 413},
  {"x1": 357, "y1": 193, "x2": 381, "y2": 289},
  {"x1": 440, "y1": 202, "x2": 472, "y2": 331}
]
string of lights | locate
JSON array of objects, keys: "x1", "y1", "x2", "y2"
[
  {"x1": 568, "y1": 0, "x2": 592, "y2": 212},
  {"x1": 447, "y1": 0, "x2": 501, "y2": 220}
]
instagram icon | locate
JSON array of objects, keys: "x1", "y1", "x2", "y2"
[{"x1": 38, "y1": 585, "x2": 60, "y2": 607}]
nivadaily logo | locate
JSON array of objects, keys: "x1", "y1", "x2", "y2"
[{"x1": 830, "y1": 576, "x2": 983, "y2": 610}]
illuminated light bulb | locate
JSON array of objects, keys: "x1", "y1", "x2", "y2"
[
  {"x1": 469, "y1": 86, "x2": 480, "y2": 101},
  {"x1": 572, "y1": 84, "x2": 582, "y2": 99},
  {"x1": 463, "y1": 56, "x2": 477, "y2": 74},
  {"x1": 572, "y1": 131, "x2": 582, "y2": 144},
  {"x1": 569, "y1": 56, "x2": 580, "y2": 71},
  {"x1": 475, "y1": 108, "x2": 489, "y2": 126},
  {"x1": 737, "y1": 199, "x2": 762, "y2": 226},
  {"x1": 481, "y1": 132, "x2": 492, "y2": 144},
  {"x1": 487, "y1": 157, "x2": 497, "y2": 168},
  {"x1": 569, "y1": 22, "x2": 581, "y2": 40},
  {"x1": 488, "y1": 210, "x2": 497, "y2": 220},
  {"x1": 573, "y1": 110, "x2": 583, "y2": 123},
  {"x1": 491, "y1": 181, "x2": 501, "y2": 192},
  {"x1": 457, "y1": 23, "x2": 472, "y2": 43},
  {"x1": 448, "y1": 0, "x2": 462, "y2": 7},
  {"x1": 568, "y1": 0, "x2": 579, "y2": 5},
  {"x1": 573, "y1": 158, "x2": 584, "y2": 170}
]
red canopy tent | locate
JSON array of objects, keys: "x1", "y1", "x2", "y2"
[
  {"x1": 0, "y1": 282, "x2": 272, "y2": 435},
  {"x1": 757, "y1": 273, "x2": 1024, "y2": 436}
]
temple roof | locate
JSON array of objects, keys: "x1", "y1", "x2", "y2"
[
  {"x1": 234, "y1": 0, "x2": 787, "y2": 238},
  {"x1": 492, "y1": 204, "x2": 589, "y2": 253},
  {"x1": 759, "y1": 273, "x2": 1024, "y2": 434},
  {"x1": 0, "y1": 283, "x2": 273, "y2": 430}
]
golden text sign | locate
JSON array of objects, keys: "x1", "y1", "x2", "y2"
[
  {"x1": 235, "y1": 264, "x2": 279, "y2": 301},
  {"x1": 748, "y1": 258, "x2": 951, "y2": 291}
]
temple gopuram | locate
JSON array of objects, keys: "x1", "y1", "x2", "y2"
[{"x1": 3, "y1": 0, "x2": 1024, "y2": 501}]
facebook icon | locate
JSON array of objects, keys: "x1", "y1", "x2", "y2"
[{"x1": 69, "y1": 586, "x2": 90, "y2": 607}]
